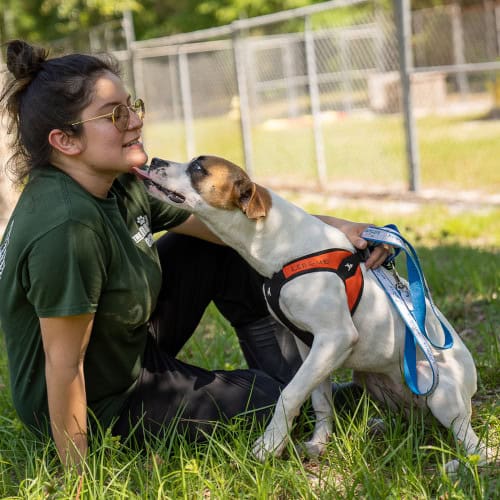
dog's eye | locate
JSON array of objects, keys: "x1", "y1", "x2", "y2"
[{"x1": 188, "y1": 160, "x2": 207, "y2": 176}]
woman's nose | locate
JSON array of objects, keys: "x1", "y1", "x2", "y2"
[{"x1": 128, "y1": 109, "x2": 143, "y2": 129}]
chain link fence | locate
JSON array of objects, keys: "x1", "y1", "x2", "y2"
[
  {"x1": 124, "y1": 0, "x2": 500, "y2": 194},
  {"x1": 2, "y1": 0, "x2": 500, "y2": 207},
  {"x1": 131, "y1": 0, "x2": 407, "y2": 190}
]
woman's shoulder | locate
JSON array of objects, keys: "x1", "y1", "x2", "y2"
[{"x1": 16, "y1": 167, "x2": 110, "y2": 236}]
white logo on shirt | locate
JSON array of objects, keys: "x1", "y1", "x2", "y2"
[
  {"x1": 0, "y1": 219, "x2": 14, "y2": 281},
  {"x1": 132, "y1": 214, "x2": 154, "y2": 247}
]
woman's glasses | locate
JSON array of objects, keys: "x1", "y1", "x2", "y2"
[{"x1": 70, "y1": 98, "x2": 145, "y2": 131}]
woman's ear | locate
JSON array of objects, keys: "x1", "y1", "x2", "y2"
[{"x1": 48, "y1": 129, "x2": 83, "y2": 156}]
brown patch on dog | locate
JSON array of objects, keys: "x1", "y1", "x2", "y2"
[
  {"x1": 238, "y1": 182, "x2": 272, "y2": 219},
  {"x1": 194, "y1": 156, "x2": 272, "y2": 219}
]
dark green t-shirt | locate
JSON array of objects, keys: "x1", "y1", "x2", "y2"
[{"x1": 0, "y1": 166, "x2": 189, "y2": 430}]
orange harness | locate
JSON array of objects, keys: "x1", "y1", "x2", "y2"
[{"x1": 263, "y1": 249, "x2": 364, "y2": 347}]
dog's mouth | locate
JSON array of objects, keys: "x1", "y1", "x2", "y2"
[{"x1": 132, "y1": 167, "x2": 186, "y2": 204}]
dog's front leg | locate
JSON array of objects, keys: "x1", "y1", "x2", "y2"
[
  {"x1": 303, "y1": 379, "x2": 334, "y2": 457},
  {"x1": 252, "y1": 387, "x2": 299, "y2": 461},
  {"x1": 294, "y1": 337, "x2": 334, "y2": 457},
  {"x1": 253, "y1": 331, "x2": 355, "y2": 461}
]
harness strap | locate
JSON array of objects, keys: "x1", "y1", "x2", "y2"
[{"x1": 263, "y1": 249, "x2": 364, "y2": 348}]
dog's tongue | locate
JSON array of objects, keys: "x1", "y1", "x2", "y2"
[
  {"x1": 131, "y1": 166, "x2": 186, "y2": 204},
  {"x1": 132, "y1": 166, "x2": 152, "y2": 180}
]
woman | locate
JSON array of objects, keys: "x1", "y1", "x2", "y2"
[{"x1": 0, "y1": 40, "x2": 389, "y2": 468}]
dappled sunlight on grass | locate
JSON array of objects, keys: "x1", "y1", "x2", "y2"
[{"x1": 0, "y1": 201, "x2": 498, "y2": 497}]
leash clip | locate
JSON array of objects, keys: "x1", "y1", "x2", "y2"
[
  {"x1": 391, "y1": 268, "x2": 407, "y2": 291},
  {"x1": 383, "y1": 259, "x2": 395, "y2": 271}
]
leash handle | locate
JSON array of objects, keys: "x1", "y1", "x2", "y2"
[
  {"x1": 362, "y1": 225, "x2": 453, "y2": 349},
  {"x1": 361, "y1": 225, "x2": 454, "y2": 396}
]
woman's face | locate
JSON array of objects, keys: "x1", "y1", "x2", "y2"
[{"x1": 75, "y1": 71, "x2": 147, "y2": 176}]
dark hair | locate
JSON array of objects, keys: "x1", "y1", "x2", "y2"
[{"x1": 0, "y1": 40, "x2": 121, "y2": 185}]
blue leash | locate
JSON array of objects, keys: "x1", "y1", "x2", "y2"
[{"x1": 361, "y1": 225, "x2": 454, "y2": 396}]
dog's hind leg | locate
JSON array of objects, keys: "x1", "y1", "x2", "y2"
[{"x1": 423, "y1": 368, "x2": 493, "y2": 473}]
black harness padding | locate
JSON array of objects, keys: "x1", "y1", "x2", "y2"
[{"x1": 263, "y1": 249, "x2": 365, "y2": 348}]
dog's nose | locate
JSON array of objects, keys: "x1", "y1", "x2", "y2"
[{"x1": 150, "y1": 157, "x2": 170, "y2": 168}]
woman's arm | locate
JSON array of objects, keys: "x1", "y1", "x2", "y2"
[
  {"x1": 40, "y1": 313, "x2": 94, "y2": 470},
  {"x1": 169, "y1": 214, "x2": 224, "y2": 244},
  {"x1": 171, "y1": 214, "x2": 390, "y2": 268}
]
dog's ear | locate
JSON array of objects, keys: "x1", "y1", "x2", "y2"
[{"x1": 235, "y1": 180, "x2": 272, "y2": 219}]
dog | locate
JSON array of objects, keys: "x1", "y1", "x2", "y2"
[{"x1": 134, "y1": 155, "x2": 494, "y2": 472}]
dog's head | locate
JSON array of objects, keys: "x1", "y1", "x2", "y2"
[{"x1": 133, "y1": 155, "x2": 272, "y2": 219}]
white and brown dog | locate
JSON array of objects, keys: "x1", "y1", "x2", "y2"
[{"x1": 134, "y1": 155, "x2": 494, "y2": 472}]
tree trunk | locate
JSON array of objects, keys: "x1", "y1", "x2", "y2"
[{"x1": 0, "y1": 70, "x2": 19, "y2": 236}]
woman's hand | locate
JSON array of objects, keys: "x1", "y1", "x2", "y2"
[{"x1": 315, "y1": 216, "x2": 392, "y2": 269}]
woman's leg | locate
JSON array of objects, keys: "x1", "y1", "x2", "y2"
[
  {"x1": 150, "y1": 232, "x2": 302, "y2": 382},
  {"x1": 113, "y1": 334, "x2": 281, "y2": 443},
  {"x1": 113, "y1": 233, "x2": 296, "y2": 442}
]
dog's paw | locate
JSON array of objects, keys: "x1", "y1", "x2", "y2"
[
  {"x1": 444, "y1": 458, "x2": 461, "y2": 474},
  {"x1": 367, "y1": 417, "x2": 387, "y2": 436},
  {"x1": 444, "y1": 448, "x2": 498, "y2": 474},
  {"x1": 301, "y1": 440, "x2": 327, "y2": 458},
  {"x1": 252, "y1": 436, "x2": 271, "y2": 462},
  {"x1": 252, "y1": 432, "x2": 288, "y2": 462}
]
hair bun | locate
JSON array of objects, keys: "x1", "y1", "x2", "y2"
[{"x1": 6, "y1": 40, "x2": 49, "y2": 79}]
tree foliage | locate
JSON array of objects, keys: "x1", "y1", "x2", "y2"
[{"x1": 0, "y1": 0, "x2": 489, "y2": 47}]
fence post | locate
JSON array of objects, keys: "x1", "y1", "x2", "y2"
[
  {"x1": 178, "y1": 50, "x2": 196, "y2": 159},
  {"x1": 168, "y1": 54, "x2": 182, "y2": 121},
  {"x1": 451, "y1": 2, "x2": 469, "y2": 94},
  {"x1": 122, "y1": 10, "x2": 137, "y2": 97},
  {"x1": 340, "y1": 31, "x2": 353, "y2": 113},
  {"x1": 374, "y1": 6, "x2": 386, "y2": 72},
  {"x1": 495, "y1": 5, "x2": 500, "y2": 56},
  {"x1": 232, "y1": 26, "x2": 254, "y2": 176},
  {"x1": 484, "y1": 1, "x2": 497, "y2": 61},
  {"x1": 395, "y1": 0, "x2": 420, "y2": 192},
  {"x1": 304, "y1": 15, "x2": 327, "y2": 186},
  {"x1": 283, "y1": 42, "x2": 300, "y2": 118}
]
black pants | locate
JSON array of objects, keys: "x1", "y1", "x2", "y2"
[{"x1": 113, "y1": 233, "x2": 286, "y2": 442}]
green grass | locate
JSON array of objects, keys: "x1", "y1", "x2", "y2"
[
  {"x1": 144, "y1": 112, "x2": 500, "y2": 193},
  {"x1": 0, "y1": 202, "x2": 498, "y2": 498}
]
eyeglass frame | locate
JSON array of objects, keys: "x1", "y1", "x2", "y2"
[{"x1": 69, "y1": 98, "x2": 145, "y2": 131}]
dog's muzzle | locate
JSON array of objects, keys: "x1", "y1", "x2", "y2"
[
  {"x1": 150, "y1": 157, "x2": 169, "y2": 169},
  {"x1": 132, "y1": 162, "x2": 186, "y2": 204}
]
